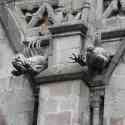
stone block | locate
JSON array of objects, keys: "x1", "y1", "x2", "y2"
[
  {"x1": 0, "y1": 75, "x2": 34, "y2": 125},
  {"x1": 60, "y1": 96, "x2": 79, "y2": 112},
  {"x1": 9, "y1": 112, "x2": 33, "y2": 125},
  {"x1": 101, "y1": 41, "x2": 120, "y2": 55},
  {"x1": 104, "y1": 63, "x2": 125, "y2": 124},
  {"x1": 112, "y1": 63, "x2": 125, "y2": 76},
  {"x1": 40, "y1": 98, "x2": 58, "y2": 113},
  {"x1": 110, "y1": 118, "x2": 125, "y2": 125},
  {"x1": 52, "y1": 47, "x2": 80, "y2": 64},
  {"x1": 38, "y1": 80, "x2": 89, "y2": 125},
  {"x1": 53, "y1": 36, "x2": 82, "y2": 51},
  {"x1": 0, "y1": 78, "x2": 10, "y2": 92},
  {"x1": 44, "y1": 112, "x2": 71, "y2": 125},
  {"x1": 47, "y1": 81, "x2": 72, "y2": 97},
  {"x1": 0, "y1": 109, "x2": 7, "y2": 125},
  {"x1": 51, "y1": 32, "x2": 84, "y2": 65}
]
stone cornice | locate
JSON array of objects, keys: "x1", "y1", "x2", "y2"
[
  {"x1": 34, "y1": 64, "x2": 105, "y2": 87},
  {"x1": 101, "y1": 29, "x2": 125, "y2": 41},
  {"x1": 34, "y1": 64, "x2": 83, "y2": 84},
  {"x1": 34, "y1": 39, "x2": 125, "y2": 87},
  {"x1": 49, "y1": 21, "x2": 88, "y2": 36}
]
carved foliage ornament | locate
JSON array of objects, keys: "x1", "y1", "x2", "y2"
[{"x1": 17, "y1": 1, "x2": 90, "y2": 29}]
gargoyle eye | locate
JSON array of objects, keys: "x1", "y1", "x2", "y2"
[{"x1": 87, "y1": 47, "x2": 94, "y2": 52}]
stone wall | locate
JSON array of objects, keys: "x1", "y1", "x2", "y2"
[
  {"x1": 37, "y1": 80, "x2": 89, "y2": 125},
  {"x1": 104, "y1": 61, "x2": 125, "y2": 125},
  {"x1": 0, "y1": 19, "x2": 34, "y2": 125},
  {"x1": 1, "y1": 0, "x2": 125, "y2": 125},
  {"x1": 0, "y1": 21, "x2": 14, "y2": 78},
  {"x1": 0, "y1": 76, "x2": 34, "y2": 125}
]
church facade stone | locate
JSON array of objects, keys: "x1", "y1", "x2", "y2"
[{"x1": 0, "y1": 0, "x2": 125, "y2": 125}]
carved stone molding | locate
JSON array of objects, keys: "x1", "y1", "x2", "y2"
[
  {"x1": 101, "y1": 29, "x2": 125, "y2": 41},
  {"x1": 13, "y1": 0, "x2": 90, "y2": 31},
  {"x1": 103, "y1": 0, "x2": 125, "y2": 18},
  {"x1": 49, "y1": 21, "x2": 88, "y2": 37},
  {"x1": 34, "y1": 63, "x2": 108, "y2": 87}
]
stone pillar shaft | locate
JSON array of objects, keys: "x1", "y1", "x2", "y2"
[
  {"x1": 93, "y1": 106, "x2": 100, "y2": 125},
  {"x1": 91, "y1": 96, "x2": 101, "y2": 125}
]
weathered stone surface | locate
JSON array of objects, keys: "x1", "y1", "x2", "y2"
[
  {"x1": 0, "y1": 75, "x2": 34, "y2": 125},
  {"x1": 101, "y1": 41, "x2": 120, "y2": 55},
  {"x1": 104, "y1": 62, "x2": 125, "y2": 125},
  {"x1": 2, "y1": 0, "x2": 125, "y2": 125},
  {"x1": 44, "y1": 112, "x2": 71, "y2": 125},
  {"x1": 0, "y1": 23, "x2": 14, "y2": 78},
  {"x1": 50, "y1": 34, "x2": 83, "y2": 65},
  {"x1": 39, "y1": 98, "x2": 58, "y2": 113},
  {"x1": 48, "y1": 82, "x2": 72, "y2": 96},
  {"x1": 0, "y1": 6, "x2": 23, "y2": 52},
  {"x1": 38, "y1": 80, "x2": 89, "y2": 125},
  {"x1": 35, "y1": 63, "x2": 84, "y2": 83}
]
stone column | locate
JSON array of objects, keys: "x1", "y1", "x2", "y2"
[
  {"x1": 81, "y1": 1, "x2": 91, "y2": 24},
  {"x1": 49, "y1": 22, "x2": 88, "y2": 65},
  {"x1": 92, "y1": 96, "x2": 101, "y2": 125},
  {"x1": 90, "y1": 88, "x2": 105, "y2": 125},
  {"x1": 35, "y1": 22, "x2": 89, "y2": 125},
  {"x1": 96, "y1": 0, "x2": 103, "y2": 21}
]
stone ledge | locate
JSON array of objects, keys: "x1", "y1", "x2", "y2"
[
  {"x1": 49, "y1": 21, "x2": 88, "y2": 36},
  {"x1": 34, "y1": 64, "x2": 105, "y2": 87},
  {"x1": 34, "y1": 64, "x2": 83, "y2": 84},
  {"x1": 101, "y1": 29, "x2": 125, "y2": 41}
]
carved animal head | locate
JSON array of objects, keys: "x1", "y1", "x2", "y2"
[
  {"x1": 86, "y1": 47, "x2": 110, "y2": 73},
  {"x1": 70, "y1": 47, "x2": 112, "y2": 74},
  {"x1": 11, "y1": 54, "x2": 29, "y2": 76},
  {"x1": 12, "y1": 53, "x2": 48, "y2": 76}
]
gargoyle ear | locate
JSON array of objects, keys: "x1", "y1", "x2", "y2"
[
  {"x1": 11, "y1": 70, "x2": 22, "y2": 76},
  {"x1": 86, "y1": 46, "x2": 94, "y2": 52}
]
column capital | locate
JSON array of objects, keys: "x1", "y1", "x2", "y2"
[{"x1": 90, "y1": 96, "x2": 101, "y2": 108}]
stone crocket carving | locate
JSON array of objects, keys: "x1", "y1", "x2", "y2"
[
  {"x1": 103, "y1": 0, "x2": 125, "y2": 18},
  {"x1": 70, "y1": 47, "x2": 113, "y2": 73},
  {"x1": 55, "y1": 7, "x2": 87, "y2": 24},
  {"x1": 12, "y1": 53, "x2": 48, "y2": 76},
  {"x1": 28, "y1": 2, "x2": 55, "y2": 27}
]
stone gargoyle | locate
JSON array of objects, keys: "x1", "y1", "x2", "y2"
[
  {"x1": 11, "y1": 53, "x2": 48, "y2": 76},
  {"x1": 70, "y1": 47, "x2": 113, "y2": 74}
]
